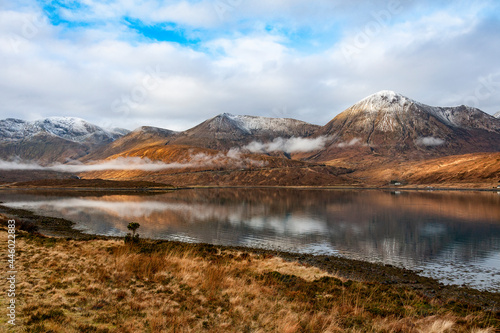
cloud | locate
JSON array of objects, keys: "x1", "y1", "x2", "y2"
[
  {"x1": 243, "y1": 136, "x2": 329, "y2": 154},
  {"x1": 0, "y1": 160, "x2": 46, "y2": 171},
  {"x1": 0, "y1": 157, "x2": 186, "y2": 172},
  {"x1": 0, "y1": 153, "x2": 267, "y2": 172},
  {"x1": 0, "y1": 1, "x2": 499, "y2": 132},
  {"x1": 416, "y1": 136, "x2": 445, "y2": 146},
  {"x1": 336, "y1": 138, "x2": 362, "y2": 148}
]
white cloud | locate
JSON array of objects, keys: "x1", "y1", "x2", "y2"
[
  {"x1": 0, "y1": 1, "x2": 499, "y2": 132},
  {"x1": 0, "y1": 159, "x2": 45, "y2": 171},
  {"x1": 416, "y1": 137, "x2": 445, "y2": 146},
  {"x1": 0, "y1": 157, "x2": 183, "y2": 172},
  {"x1": 336, "y1": 138, "x2": 362, "y2": 148},
  {"x1": 243, "y1": 136, "x2": 329, "y2": 154}
]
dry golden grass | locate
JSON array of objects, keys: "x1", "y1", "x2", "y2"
[
  {"x1": 0, "y1": 223, "x2": 497, "y2": 332},
  {"x1": 343, "y1": 152, "x2": 500, "y2": 188}
]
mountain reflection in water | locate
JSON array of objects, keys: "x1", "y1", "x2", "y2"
[{"x1": 1, "y1": 188, "x2": 499, "y2": 291}]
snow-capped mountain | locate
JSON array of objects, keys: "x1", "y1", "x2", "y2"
[
  {"x1": 495, "y1": 111, "x2": 500, "y2": 119},
  {"x1": 167, "y1": 113, "x2": 320, "y2": 150},
  {"x1": 0, "y1": 117, "x2": 128, "y2": 143},
  {"x1": 0, "y1": 117, "x2": 129, "y2": 164},
  {"x1": 334, "y1": 90, "x2": 500, "y2": 132},
  {"x1": 312, "y1": 90, "x2": 500, "y2": 160},
  {"x1": 2, "y1": 93, "x2": 499, "y2": 165},
  {"x1": 219, "y1": 113, "x2": 316, "y2": 133}
]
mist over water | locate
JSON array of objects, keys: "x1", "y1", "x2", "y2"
[{"x1": 1, "y1": 188, "x2": 499, "y2": 291}]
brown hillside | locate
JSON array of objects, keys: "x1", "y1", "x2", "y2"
[
  {"x1": 81, "y1": 126, "x2": 176, "y2": 161},
  {"x1": 81, "y1": 165, "x2": 356, "y2": 187},
  {"x1": 340, "y1": 152, "x2": 500, "y2": 187},
  {"x1": 79, "y1": 144, "x2": 355, "y2": 186},
  {"x1": 401, "y1": 152, "x2": 500, "y2": 185},
  {"x1": 97, "y1": 144, "x2": 308, "y2": 169}
]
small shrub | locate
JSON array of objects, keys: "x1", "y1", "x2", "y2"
[
  {"x1": 127, "y1": 222, "x2": 140, "y2": 237},
  {"x1": 124, "y1": 222, "x2": 140, "y2": 244}
]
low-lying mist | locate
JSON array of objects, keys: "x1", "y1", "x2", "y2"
[
  {"x1": 243, "y1": 136, "x2": 329, "y2": 154},
  {"x1": 0, "y1": 149, "x2": 267, "y2": 173}
]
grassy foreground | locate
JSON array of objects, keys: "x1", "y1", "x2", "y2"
[{"x1": 0, "y1": 224, "x2": 498, "y2": 332}]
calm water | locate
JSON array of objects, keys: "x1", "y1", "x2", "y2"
[{"x1": 1, "y1": 188, "x2": 500, "y2": 291}]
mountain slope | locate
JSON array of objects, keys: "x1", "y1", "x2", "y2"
[
  {"x1": 0, "y1": 117, "x2": 129, "y2": 164},
  {"x1": 495, "y1": 111, "x2": 500, "y2": 119},
  {"x1": 309, "y1": 91, "x2": 500, "y2": 161},
  {"x1": 81, "y1": 126, "x2": 176, "y2": 161},
  {"x1": 167, "y1": 113, "x2": 320, "y2": 150},
  {"x1": 346, "y1": 152, "x2": 500, "y2": 187},
  {"x1": 401, "y1": 152, "x2": 500, "y2": 186},
  {"x1": 79, "y1": 144, "x2": 354, "y2": 187}
]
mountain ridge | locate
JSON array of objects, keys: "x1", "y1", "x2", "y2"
[
  {"x1": 0, "y1": 117, "x2": 129, "y2": 143},
  {"x1": 1, "y1": 92, "x2": 500, "y2": 167},
  {"x1": 310, "y1": 90, "x2": 500, "y2": 161},
  {"x1": 0, "y1": 117, "x2": 130, "y2": 164},
  {"x1": 164, "y1": 113, "x2": 320, "y2": 150}
]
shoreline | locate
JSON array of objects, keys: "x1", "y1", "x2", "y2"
[
  {"x1": 1, "y1": 184, "x2": 500, "y2": 192},
  {"x1": 2, "y1": 228, "x2": 498, "y2": 332},
  {"x1": 1, "y1": 200, "x2": 499, "y2": 314}
]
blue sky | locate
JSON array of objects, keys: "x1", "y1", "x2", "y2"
[{"x1": 0, "y1": 0, "x2": 499, "y2": 130}]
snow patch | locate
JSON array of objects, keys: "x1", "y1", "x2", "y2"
[{"x1": 494, "y1": 111, "x2": 500, "y2": 119}]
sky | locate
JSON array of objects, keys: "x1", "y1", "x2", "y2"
[{"x1": 0, "y1": 0, "x2": 499, "y2": 131}]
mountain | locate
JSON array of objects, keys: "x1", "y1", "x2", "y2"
[
  {"x1": 1, "y1": 93, "x2": 499, "y2": 187},
  {"x1": 81, "y1": 126, "x2": 176, "y2": 161},
  {"x1": 0, "y1": 117, "x2": 127, "y2": 143},
  {"x1": 495, "y1": 111, "x2": 500, "y2": 119},
  {"x1": 0, "y1": 117, "x2": 129, "y2": 164},
  {"x1": 166, "y1": 113, "x2": 320, "y2": 150},
  {"x1": 309, "y1": 90, "x2": 500, "y2": 161}
]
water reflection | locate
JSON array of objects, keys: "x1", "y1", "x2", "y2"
[{"x1": 1, "y1": 188, "x2": 499, "y2": 291}]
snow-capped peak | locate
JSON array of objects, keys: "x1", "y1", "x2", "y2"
[
  {"x1": 494, "y1": 111, "x2": 500, "y2": 119},
  {"x1": 352, "y1": 90, "x2": 417, "y2": 114},
  {"x1": 343, "y1": 91, "x2": 500, "y2": 132},
  {"x1": 369, "y1": 90, "x2": 403, "y2": 100}
]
